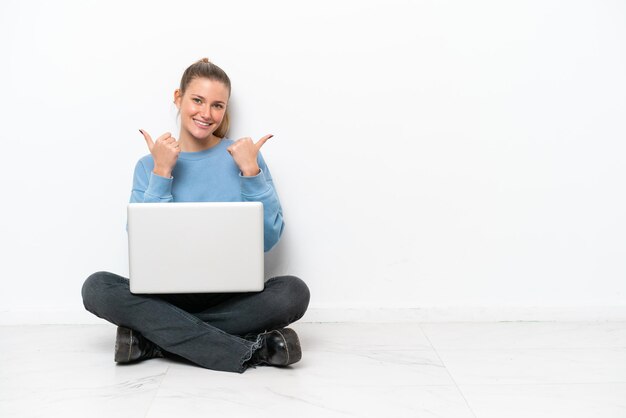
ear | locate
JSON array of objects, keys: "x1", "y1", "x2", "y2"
[{"x1": 173, "y1": 89, "x2": 182, "y2": 109}]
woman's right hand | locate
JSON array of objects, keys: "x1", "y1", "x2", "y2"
[{"x1": 139, "y1": 129, "x2": 180, "y2": 178}]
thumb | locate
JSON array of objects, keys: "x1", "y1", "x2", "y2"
[
  {"x1": 139, "y1": 129, "x2": 154, "y2": 150},
  {"x1": 255, "y1": 134, "x2": 274, "y2": 150}
]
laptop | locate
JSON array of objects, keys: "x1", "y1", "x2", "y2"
[{"x1": 127, "y1": 202, "x2": 264, "y2": 294}]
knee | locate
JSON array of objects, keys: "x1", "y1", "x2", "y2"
[
  {"x1": 81, "y1": 271, "x2": 124, "y2": 312},
  {"x1": 275, "y1": 275, "x2": 310, "y2": 318}
]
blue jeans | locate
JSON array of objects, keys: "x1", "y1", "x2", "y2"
[{"x1": 81, "y1": 271, "x2": 310, "y2": 373}]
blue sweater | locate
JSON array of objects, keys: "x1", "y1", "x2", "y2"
[{"x1": 128, "y1": 138, "x2": 284, "y2": 252}]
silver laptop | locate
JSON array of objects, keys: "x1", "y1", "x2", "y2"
[{"x1": 127, "y1": 202, "x2": 264, "y2": 294}]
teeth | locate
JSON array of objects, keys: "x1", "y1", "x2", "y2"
[{"x1": 195, "y1": 119, "x2": 210, "y2": 126}]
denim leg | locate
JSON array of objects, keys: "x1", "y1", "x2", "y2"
[
  {"x1": 190, "y1": 275, "x2": 311, "y2": 337},
  {"x1": 81, "y1": 271, "x2": 260, "y2": 373}
]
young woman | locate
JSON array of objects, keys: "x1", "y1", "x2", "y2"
[{"x1": 81, "y1": 58, "x2": 310, "y2": 373}]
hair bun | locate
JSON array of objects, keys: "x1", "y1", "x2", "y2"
[{"x1": 200, "y1": 57, "x2": 211, "y2": 64}]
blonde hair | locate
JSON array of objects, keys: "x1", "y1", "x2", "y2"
[{"x1": 179, "y1": 58, "x2": 231, "y2": 138}]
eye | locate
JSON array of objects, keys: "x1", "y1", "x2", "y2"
[
  {"x1": 212, "y1": 103, "x2": 224, "y2": 109},
  {"x1": 192, "y1": 98, "x2": 202, "y2": 104}
]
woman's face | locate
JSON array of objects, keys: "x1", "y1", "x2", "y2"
[{"x1": 175, "y1": 77, "x2": 230, "y2": 141}]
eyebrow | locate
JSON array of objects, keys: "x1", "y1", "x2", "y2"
[{"x1": 191, "y1": 94, "x2": 226, "y2": 104}]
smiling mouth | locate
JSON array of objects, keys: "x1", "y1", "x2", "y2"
[{"x1": 193, "y1": 119, "x2": 212, "y2": 128}]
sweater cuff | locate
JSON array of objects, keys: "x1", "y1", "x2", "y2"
[
  {"x1": 240, "y1": 169, "x2": 270, "y2": 197},
  {"x1": 146, "y1": 172, "x2": 173, "y2": 199}
]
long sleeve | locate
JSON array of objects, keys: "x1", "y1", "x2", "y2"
[
  {"x1": 130, "y1": 159, "x2": 174, "y2": 203},
  {"x1": 240, "y1": 154, "x2": 284, "y2": 252}
]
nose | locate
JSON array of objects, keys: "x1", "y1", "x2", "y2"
[{"x1": 198, "y1": 104, "x2": 211, "y2": 120}]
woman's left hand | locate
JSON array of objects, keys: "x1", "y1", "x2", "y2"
[{"x1": 227, "y1": 134, "x2": 273, "y2": 176}]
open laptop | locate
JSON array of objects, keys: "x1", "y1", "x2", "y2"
[{"x1": 127, "y1": 202, "x2": 264, "y2": 294}]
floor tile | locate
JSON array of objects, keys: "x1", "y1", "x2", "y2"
[
  {"x1": 459, "y1": 383, "x2": 626, "y2": 418},
  {"x1": 0, "y1": 324, "x2": 116, "y2": 354},
  {"x1": 0, "y1": 349, "x2": 167, "y2": 418},
  {"x1": 148, "y1": 381, "x2": 475, "y2": 418},
  {"x1": 2, "y1": 322, "x2": 625, "y2": 417},
  {"x1": 436, "y1": 347, "x2": 626, "y2": 385},
  {"x1": 421, "y1": 321, "x2": 626, "y2": 349}
]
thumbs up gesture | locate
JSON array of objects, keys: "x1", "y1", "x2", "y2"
[
  {"x1": 227, "y1": 134, "x2": 273, "y2": 176},
  {"x1": 139, "y1": 129, "x2": 180, "y2": 178}
]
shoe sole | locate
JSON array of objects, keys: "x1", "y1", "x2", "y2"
[{"x1": 276, "y1": 328, "x2": 302, "y2": 366}]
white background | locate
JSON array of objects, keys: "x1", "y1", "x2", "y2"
[{"x1": 1, "y1": 0, "x2": 625, "y2": 323}]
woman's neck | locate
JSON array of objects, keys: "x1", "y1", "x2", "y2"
[{"x1": 178, "y1": 133, "x2": 221, "y2": 152}]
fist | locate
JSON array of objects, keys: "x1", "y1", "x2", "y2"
[
  {"x1": 227, "y1": 134, "x2": 273, "y2": 176},
  {"x1": 139, "y1": 129, "x2": 180, "y2": 177}
]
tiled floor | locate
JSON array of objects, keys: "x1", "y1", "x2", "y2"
[{"x1": 1, "y1": 322, "x2": 625, "y2": 417}]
